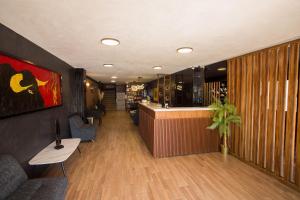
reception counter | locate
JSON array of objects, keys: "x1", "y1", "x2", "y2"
[{"x1": 138, "y1": 103, "x2": 219, "y2": 158}]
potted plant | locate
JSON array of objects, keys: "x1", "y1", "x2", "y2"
[{"x1": 207, "y1": 98, "x2": 241, "y2": 155}]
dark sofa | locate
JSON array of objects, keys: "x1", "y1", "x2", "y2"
[{"x1": 0, "y1": 155, "x2": 67, "y2": 200}]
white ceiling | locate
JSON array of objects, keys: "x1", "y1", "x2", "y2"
[{"x1": 1, "y1": 0, "x2": 300, "y2": 83}]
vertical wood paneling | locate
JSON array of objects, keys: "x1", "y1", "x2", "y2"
[
  {"x1": 231, "y1": 63, "x2": 236, "y2": 154},
  {"x1": 228, "y1": 59, "x2": 236, "y2": 153},
  {"x1": 252, "y1": 52, "x2": 261, "y2": 164},
  {"x1": 259, "y1": 51, "x2": 268, "y2": 168},
  {"x1": 139, "y1": 105, "x2": 220, "y2": 158},
  {"x1": 139, "y1": 108, "x2": 155, "y2": 155},
  {"x1": 245, "y1": 55, "x2": 253, "y2": 161},
  {"x1": 228, "y1": 40, "x2": 300, "y2": 190},
  {"x1": 157, "y1": 117, "x2": 219, "y2": 157},
  {"x1": 295, "y1": 41, "x2": 300, "y2": 187},
  {"x1": 274, "y1": 45, "x2": 288, "y2": 177},
  {"x1": 203, "y1": 81, "x2": 222, "y2": 106},
  {"x1": 240, "y1": 56, "x2": 247, "y2": 159},
  {"x1": 235, "y1": 58, "x2": 242, "y2": 157},
  {"x1": 285, "y1": 42, "x2": 299, "y2": 182},
  {"x1": 266, "y1": 48, "x2": 278, "y2": 171}
]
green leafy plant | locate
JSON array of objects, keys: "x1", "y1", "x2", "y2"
[{"x1": 207, "y1": 98, "x2": 241, "y2": 154}]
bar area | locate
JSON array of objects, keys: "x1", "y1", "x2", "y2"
[
  {"x1": 139, "y1": 102, "x2": 219, "y2": 158},
  {"x1": 125, "y1": 61, "x2": 227, "y2": 158}
]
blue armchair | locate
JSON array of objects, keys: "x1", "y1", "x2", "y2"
[
  {"x1": 69, "y1": 115, "x2": 97, "y2": 141},
  {"x1": 0, "y1": 155, "x2": 67, "y2": 200}
]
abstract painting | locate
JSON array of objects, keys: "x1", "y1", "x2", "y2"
[{"x1": 0, "y1": 52, "x2": 62, "y2": 118}]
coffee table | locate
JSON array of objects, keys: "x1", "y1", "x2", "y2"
[{"x1": 29, "y1": 138, "x2": 81, "y2": 176}]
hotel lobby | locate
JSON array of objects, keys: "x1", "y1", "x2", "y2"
[{"x1": 1, "y1": 1, "x2": 300, "y2": 200}]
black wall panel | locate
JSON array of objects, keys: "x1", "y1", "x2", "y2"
[{"x1": 0, "y1": 23, "x2": 76, "y2": 177}]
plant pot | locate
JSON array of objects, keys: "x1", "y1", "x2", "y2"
[{"x1": 221, "y1": 144, "x2": 228, "y2": 155}]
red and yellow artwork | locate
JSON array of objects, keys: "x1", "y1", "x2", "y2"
[{"x1": 0, "y1": 53, "x2": 62, "y2": 118}]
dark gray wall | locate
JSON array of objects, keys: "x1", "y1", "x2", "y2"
[{"x1": 0, "y1": 23, "x2": 76, "y2": 177}]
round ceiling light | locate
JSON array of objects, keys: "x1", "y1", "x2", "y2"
[
  {"x1": 103, "y1": 64, "x2": 113, "y2": 68},
  {"x1": 217, "y1": 67, "x2": 227, "y2": 71},
  {"x1": 111, "y1": 76, "x2": 118, "y2": 79},
  {"x1": 101, "y1": 38, "x2": 120, "y2": 46},
  {"x1": 177, "y1": 47, "x2": 193, "y2": 54},
  {"x1": 111, "y1": 80, "x2": 116, "y2": 83},
  {"x1": 153, "y1": 66, "x2": 162, "y2": 70}
]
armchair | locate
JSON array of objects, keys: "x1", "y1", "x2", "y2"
[{"x1": 69, "y1": 114, "x2": 97, "y2": 142}]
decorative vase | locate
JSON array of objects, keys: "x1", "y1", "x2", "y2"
[
  {"x1": 221, "y1": 144, "x2": 228, "y2": 155},
  {"x1": 54, "y1": 119, "x2": 64, "y2": 150},
  {"x1": 221, "y1": 134, "x2": 228, "y2": 155}
]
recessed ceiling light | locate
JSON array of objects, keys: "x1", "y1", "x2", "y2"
[
  {"x1": 111, "y1": 80, "x2": 116, "y2": 83},
  {"x1": 217, "y1": 67, "x2": 227, "y2": 71},
  {"x1": 103, "y1": 64, "x2": 113, "y2": 68},
  {"x1": 153, "y1": 66, "x2": 162, "y2": 70},
  {"x1": 111, "y1": 76, "x2": 117, "y2": 79},
  {"x1": 177, "y1": 47, "x2": 193, "y2": 54},
  {"x1": 101, "y1": 38, "x2": 120, "y2": 46}
]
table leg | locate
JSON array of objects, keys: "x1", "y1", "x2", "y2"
[
  {"x1": 77, "y1": 147, "x2": 81, "y2": 154},
  {"x1": 60, "y1": 162, "x2": 66, "y2": 177}
]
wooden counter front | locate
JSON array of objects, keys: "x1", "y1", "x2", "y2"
[{"x1": 138, "y1": 103, "x2": 219, "y2": 158}]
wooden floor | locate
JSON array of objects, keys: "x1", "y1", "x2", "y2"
[{"x1": 46, "y1": 111, "x2": 300, "y2": 200}]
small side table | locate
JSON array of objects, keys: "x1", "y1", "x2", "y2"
[{"x1": 29, "y1": 138, "x2": 81, "y2": 176}]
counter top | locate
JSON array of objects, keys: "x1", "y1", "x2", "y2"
[
  {"x1": 138, "y1": 102, "x2": 219, "y2": 157},
  {"x1": 139, "y1": 102, "x2": 213, "y2": 112}
]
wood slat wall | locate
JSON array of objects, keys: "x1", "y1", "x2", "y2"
[
  {"x1": 227, "y1": 40, "x2": 300, "y2": 189},
  {"x1": 203, "y1": 81, "x2": 221, "y2": 106}
]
